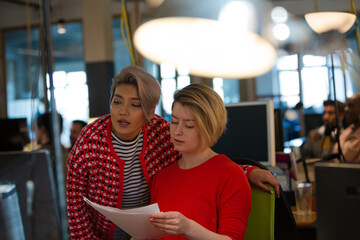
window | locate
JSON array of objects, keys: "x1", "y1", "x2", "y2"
[
  {"x1": 301, "y1": 66, "x2": 328, "y2": 109},
  {"x1": 276, "y1": 52, "x2": 354, "y2": 112},
  {"x1": 160, "y1": 63, "x2": 190, "y2": 120},
  {"x1": 155, "y1": 64, "x2": 240, "y2": 120},
  {"x1": 213, "y1": 78, "x2": 240, "y2": 104},
  {"x1": 4, "y1": 22, "x2": 87, "y2": 147},
  {"x1": 276, "y1": 54, "x2": 300, "y2": 109},
  {"x1": 113, "y1": 17, "x2": 133, "y2": 75},
  {"x1": 275, "y1": 50, "x2": 355, "y2": 142},
  {"x1": 5, "y1": 28, "x2": 42, "y2": 120},
  {"x1": 50, "y1": 71, "x2": 88, "y2": 146}
]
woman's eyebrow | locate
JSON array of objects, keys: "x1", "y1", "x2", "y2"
[
  {"x1": 114, "y1": 94, "x2": 140, "y2": 101},
  {"x1": 171, "y1": 115, "x2": 195, "y2": 122}
]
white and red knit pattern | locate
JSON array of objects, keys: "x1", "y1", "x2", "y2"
[{"x1": 66, "y1": 115, "x2": 179, "y2": 239}]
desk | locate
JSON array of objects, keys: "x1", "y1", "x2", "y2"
[
  {"x1": 292, "y1": 211, "x2": 317, "y2": 228},
  {"x1": 292, "y1": 209, "x2": 317, "y2": 240}
]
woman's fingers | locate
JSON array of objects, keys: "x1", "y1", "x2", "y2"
[
  {"x1": 150, "y1": 211, "x2": 186, "y2": 234},
  {"x1": 151, "y1": 212, "x2": 179, "y2": 225}
]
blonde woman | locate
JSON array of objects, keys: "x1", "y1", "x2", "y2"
[{"x1": 149, "y1": 84, "x2": 252, "y2": 240}]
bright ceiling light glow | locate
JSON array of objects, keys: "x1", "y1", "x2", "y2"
[
  {"x1": 273, "y1": 23, "x2": 290, "y2": 41},
  {"x1": 134, "y1": 17, "x2": 276, "y2": 79},
  {"x1": 57, "y1": 20, "x2": 66, "y2": 34},
  {"x1": 271, "y1": 6, "x2": 288, "y2": 23},
  {"x1": 218, "y1": 1, "x2": 256, "y2": 32},
  {"x1": 305, "y1": 12, "x2": 356, "y2": 34},
  {"x1": 145, "y1": 0, "x2": 165, "y2": 8}
]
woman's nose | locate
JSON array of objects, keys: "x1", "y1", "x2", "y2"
[
  {"x1": 174, "y1": 124, "x2": 183, "y2": 135},
  {"x1": 119, "y1": 104, "x2": 129, "y2": 116}
]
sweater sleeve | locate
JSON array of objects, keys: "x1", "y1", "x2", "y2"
[
  {"x1": 240, "y1": 165, "x2": 259, "y2": 179},
  {"x1": 66, "y1": 137, "x2": 102, "y2": 239},
  {"x1": 217, "y1": 164, "x2": 252, "y2": 240}
]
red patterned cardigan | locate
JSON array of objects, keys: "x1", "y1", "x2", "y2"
[{"x1": 66, "y1": 114, "x2": 256, "y2": 239}]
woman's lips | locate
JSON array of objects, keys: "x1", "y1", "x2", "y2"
[
  {"x1": 118, "y1": 119, "x2": 129, "y2": 127},
  {"x1": 174, "y1": 139, "x2": 184, "y2": 144}
]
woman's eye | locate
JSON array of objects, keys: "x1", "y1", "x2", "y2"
[
  {"x1": 185, "y1": 125, "x2": 194, "y2": 129},
  {"x1": 113, "y1": 101, "x2": 121, "y2": 105},
  {"x1": 170, "y1": 121, "x2": 178, "y2": 125},
  {"x1": 132, "y1": 104, "x2": 141, "y2": 108}
]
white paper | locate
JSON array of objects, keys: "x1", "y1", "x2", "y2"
[{"x1": 83, "y1": 197, "x2": 168, "y2": 239}]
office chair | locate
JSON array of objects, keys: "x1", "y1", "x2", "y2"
[
  {"x1": 245, "y1": 183, "x2": 275, "y2": 240},
  {"x1": 232, "y1": 158, "x2": 298, "y2": 240}
]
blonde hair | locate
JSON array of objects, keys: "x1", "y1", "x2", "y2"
[
  {"x1": 110, "y1": 66, "x2": 161, "y2": 120},
  {"x1": 173, "y1": 84, "x2": 227, "y2": 147}
]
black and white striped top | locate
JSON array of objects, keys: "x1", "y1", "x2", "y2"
[{"x1": 111, "y1": 131, "x2": 150, "y2": 209}]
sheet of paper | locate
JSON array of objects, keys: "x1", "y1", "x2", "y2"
[{"x1": 83, "y1": 197, "x2": 168, "y2": 239}]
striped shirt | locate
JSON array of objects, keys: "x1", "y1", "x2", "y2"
[
  {"x1": 111, "y1": 130, "x2": 150, "y2": 209},
  {"x1": 112, "y1": 131, "x2": 150, "y2": 239}
]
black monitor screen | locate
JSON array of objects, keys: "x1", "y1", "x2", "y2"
[
  {"x1": 212, "y1": 101, "x2": 275, "y2": 166},
  {"x1": 274, "y1": 109, "x2": 284, "y2": 152},
  {"x1": 315, "y1": 162, "x2": 360, "y2": 240},
  {"x1": 0, "y1": 118, "x2": 30, "y2": 152}
]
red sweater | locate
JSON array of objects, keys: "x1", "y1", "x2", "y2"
[
  {"x1": 67, "y1": 115, "x2": 257, "y2": 239},
  {"x1": 151, "y1": 155, "x2": 252, "y2": 240}
]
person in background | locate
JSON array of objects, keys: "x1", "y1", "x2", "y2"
[
  {"x1": 149, "y1": 84, "x2": 252, "y2": 239},
  {"x1": 334, "y1": 93, "x2": 360, "y2": 163},
  {"x1": 301, "y1": 100, "x2": 345, "y2": 160},
  {"x1": 66, "y1": 66, "x2": 279, "y2": 239},
  {"x1": 34, "y1": 112, "x2": 64, "y2": 154},
  {"x1": 31, "y1": 112, "x2": 69, "y2": 178},
  {"x1": 69, "y1": 120, "x2": 87, "y2": 150}
]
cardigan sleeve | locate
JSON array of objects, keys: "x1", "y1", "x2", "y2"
[
  {"x1": 66, "y1": 145, "x2": 102, "y2": 239},
  {"x1": 66, "y1": 126, "x2": 107, "y2": 240},
  {"x1": 240, "y1": 165, "x2": 259, "y2": 179}
]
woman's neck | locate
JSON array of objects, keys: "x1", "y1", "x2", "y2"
[{"x1": 178, "y1": 148, "x2": 217, "y2": 169}]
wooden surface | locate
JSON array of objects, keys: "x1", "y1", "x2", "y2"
[{"x1": 292, "y1": 210, "x2": 317, "y2": 228}]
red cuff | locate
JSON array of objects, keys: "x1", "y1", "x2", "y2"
[{"x1": 242, "y1": 165, "x2": 259, "y2": 179}]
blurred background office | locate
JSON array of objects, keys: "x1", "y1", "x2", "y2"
[
  {"x1": 0, "y1": 0, "x2": 359, "y2": 151},
  {"x1": 0, "y1": 1, "x2": 360, "y2": 240}
]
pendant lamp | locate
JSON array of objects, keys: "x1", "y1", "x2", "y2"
[
  {"x1": 305, "y1": 12, "x2": 356, "y2": 34},
  {"x1": 304, "y1": 0, "x2": 355, "y2": 34},
  {"x1": 134, "y1": 0, "x2": 277, "y2": 79}
]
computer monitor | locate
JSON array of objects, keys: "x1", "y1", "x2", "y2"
[
  {"x1": 0, "y1": 150, "x2": 61, "y2": 240},
  {"x1": 315, "y1": 162, "x2": 360, "y2": 240},
  {"x1": 274, "y1": 108, "x2": 284, "y2": 152},
  {"x1": 0, "y1": 118, "x2": 30, "y2": 152},
  {"x1": 212, "y1": 100, "x2": 276, "y2": 167}
]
